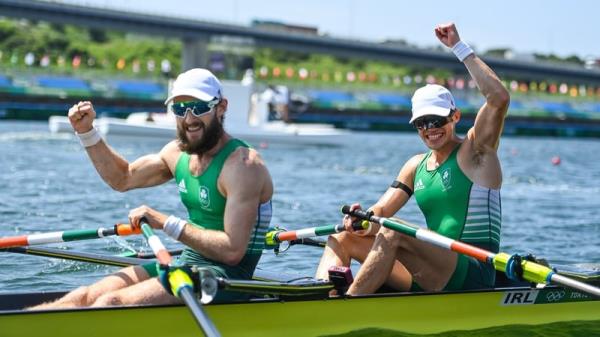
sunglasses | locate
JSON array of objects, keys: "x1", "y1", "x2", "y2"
[
  {"x1": 412, "y1": 111, "x2": 455, "y2": 130},
  {"x1": 171, "y1": 99, "x2": 220, "y2": 118}
]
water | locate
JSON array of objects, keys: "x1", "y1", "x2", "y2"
[{"x1": 0, "y1": 120, "x2": 599, "y2": 293}]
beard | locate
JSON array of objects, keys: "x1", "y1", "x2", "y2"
[{"x1": 177, "y1": 115, "x2": 224, "y2": 154}]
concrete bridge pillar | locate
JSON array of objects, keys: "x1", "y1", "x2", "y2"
[{"x1": 182, "y1": 36, "x2": 210, "y2": 71}]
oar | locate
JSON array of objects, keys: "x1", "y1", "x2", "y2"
[
  {"x1": 341, "y1": 205, "x2": 600, "y2": 298},
  {"x1": 216, "y1": 277, "x2": 333, "y2": 296},
  {"x1": 265, "y1": 222, "x2": 368, "y2": 247},
  {"x1": 127, "y1": 249, "x2": 184, "y2": 259},
  {"x1": 140, "y1": 223, "x2": 221, "y2": 337},
  {"x1": 2, "y1": 246, "x2": 147, "y2": 267},
  {"x1": 288, "y1": 237, "x2": 326, "y2": 248},
  {"x1": 0, "y1": 224, "x2": 140, "y2": 249},
  {"x1": 4, "y1": 245, "x2": 335, "y2": 298}
]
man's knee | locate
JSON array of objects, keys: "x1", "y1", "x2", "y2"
[
  {"x1": 379, "y1": 228, "x2": 406, "y2": 249},
  {"x1": 327, "y1": 231, "x2": 365, "y2": 253},
  {"x1": 64, "y1": 286, "x2": 93, "y2": 305},
  {"x1": 92, "y1": 292, "x2": 124, "y2": 307},
  {"x1": 330, "y1": 231, "x2": 352, "y2": 244}
]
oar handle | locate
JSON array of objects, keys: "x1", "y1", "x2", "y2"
[
  {"x1": 341, "y1": 205, "x2": 378, "y2": 222},
  {"x1": 351, "y1": 221, "x2": 370, "y2": 231},
  {"x1": 113, "y1": 224, "x2": 142, "y2": 236}
]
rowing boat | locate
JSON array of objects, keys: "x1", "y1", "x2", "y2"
[
  {"x1": 1, "y1": 221, "x2": 599, "y2": 336},
  {"x1": 1, "y1": 266, "x2": 599, "y2": 337}
]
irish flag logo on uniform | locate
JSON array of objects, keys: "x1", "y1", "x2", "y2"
[
  {"x1": 199, "y1": 186, "x2": 210, "y2": 208},
  {"x1": 441, "y1": 168, "x2": 452, "y2": 190}
]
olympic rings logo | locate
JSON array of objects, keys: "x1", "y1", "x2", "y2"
[{"x1": 545, "y1": 290, "x2": 565, "y2": 302}]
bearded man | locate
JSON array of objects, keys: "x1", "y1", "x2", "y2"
[{"x1": 32, "y1": 69, "x2": 273, "y2": 309}]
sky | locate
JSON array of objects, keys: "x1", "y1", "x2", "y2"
[{"x1": 47, "y1": 0, "x2": 599, "y2": 59}]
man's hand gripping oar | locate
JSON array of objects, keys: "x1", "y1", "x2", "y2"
[{"x1": 139, "y1": 221, "x2": 221, "y2": 337}]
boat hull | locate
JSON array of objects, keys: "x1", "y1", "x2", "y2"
[{"x1": 1, "y1": 286, "x2": 598, "y2": 337}]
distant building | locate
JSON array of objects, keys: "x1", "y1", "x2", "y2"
[
  {"x1": 585, "y1": 58, "x2": 600, "y2": 70},
  {"x1": 251, "y1": 19, "x2": 319, "y2": 36},
  {"x1": 503, "y1": 50, "x2": 536, "y2": 62},
  {"x1": 380, "y1": 39, "x2": 410, "y2": 47}
]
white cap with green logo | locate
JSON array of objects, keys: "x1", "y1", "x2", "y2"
[
  {"x1": 409, "y1": 84, "x2": 456, "y2": 123},
  {"x1": 164, "y1": 68, "x2": 222, "y2": 104}
]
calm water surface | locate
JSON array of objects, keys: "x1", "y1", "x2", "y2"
[{"x1": 0, "y1": 120, "x2": 599, "y2": 292}]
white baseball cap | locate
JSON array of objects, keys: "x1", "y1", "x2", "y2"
[
  {"x1": 164, "y1": 68, "x2": 222, "y2": 104},
  {"x1": 409, "y1": 84, "x2": 456, "y2": 123}
]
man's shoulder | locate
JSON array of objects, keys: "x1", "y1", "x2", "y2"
[
  {"x1": 159, "y1": 140, "x2": 183, "y2": 166},
  {"x1": 224, "y1": 146, "x2": 267, "y2": 171},
  {"x1": 220, "y1": 146, "x2": 272, "y2": 195},
  {"x1": 406, "y1": 153, "x2": 426, "y2": 168}
]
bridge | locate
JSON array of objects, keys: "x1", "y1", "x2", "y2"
[{"x1": 1, "y1": 0, "x2": 600, "y2": 85}]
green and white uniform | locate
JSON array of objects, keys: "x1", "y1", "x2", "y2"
[
  {"x1": 144, "y1": 139, "x2": 272, "y2": 301},
  {"x1": 413, "y1": 144, "x2": 500, "y2": 290}
]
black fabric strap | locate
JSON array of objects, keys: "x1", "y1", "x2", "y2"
[{"x1": 391, "y1": 180, "x2": 413, "y2": 197}]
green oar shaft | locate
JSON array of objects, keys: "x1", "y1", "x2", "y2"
[
  {"x1": 140, "y1": 223, "x2": 221, "y2": 337},
  {"x1": 0, "y1": 224, "x2": 140, "y2": 249},
  {"x1": 342, "y1": 206, "x2": 600, "y2": 297}
]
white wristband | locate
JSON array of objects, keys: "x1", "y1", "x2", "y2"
[
  {"x1": 75, "y1": 127, "x2": 102, "y2": 148},
  {"x1": 163, "y1": 215, "x2": 187, "y2": 240},
  {"x1": 451, "y1": 40, "x2": 474, "y2": 62}
]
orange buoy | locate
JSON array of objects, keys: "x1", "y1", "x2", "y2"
[{"x1": 551, "y1": 156, "x2": 561, "y2": 165}]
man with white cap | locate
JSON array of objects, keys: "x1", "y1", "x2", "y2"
[
  {"x1": 316, "y1": 22, "x2": 509, "y2": 294},
  {"x1": 33, "y1": 68, "x2": 273, "y2": 308}
]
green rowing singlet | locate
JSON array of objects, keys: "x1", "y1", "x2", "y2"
[
  {"x1": 413, "y1": 144, "x2": 500, "y2": 289},
  {"x1": 174, "y1": 139, "x2": 272, "y2": 280}
]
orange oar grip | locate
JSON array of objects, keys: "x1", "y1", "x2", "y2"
[{"x1": 115, "y1": 224, "x2": 142, "y2": 236}]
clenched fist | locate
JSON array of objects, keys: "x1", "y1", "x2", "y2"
[
  {"x1": 68, "y1": 101, "x2": 96, "y2": 133},
  {"x1": 435, "y1": 22, "x2": 461, "y2": 48}
]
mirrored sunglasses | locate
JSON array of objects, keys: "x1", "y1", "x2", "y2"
[
  {"x1": 171, "y1": 99, "x2": 220, "y2": 118},
  {"x1": 412, "y1": 111, "x2": 455, "y2": 130}
]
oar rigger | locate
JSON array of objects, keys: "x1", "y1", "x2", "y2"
[
  {"x1": 158, "y1": 263, "x2": 219, "y2": 305},
  {"x1": 504, "y1": 253, "x2": 551, "y2": 285}
]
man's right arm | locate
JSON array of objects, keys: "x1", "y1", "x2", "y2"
[
  {"x1": 371, "y1": 154, "x2": 421, "y2": 216},
  {"x1": 349, "y1": 154, "x2": 421, "y2": 235},
  {"x1": 69, "y1": 101, "x2": 174, "y2": 191},
  {"x1": 435, "y1": 23, "x2": 510, "y2": 152},
  {"x1": 85, "y1": 143, "x2": 174, "y2": 191}
]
